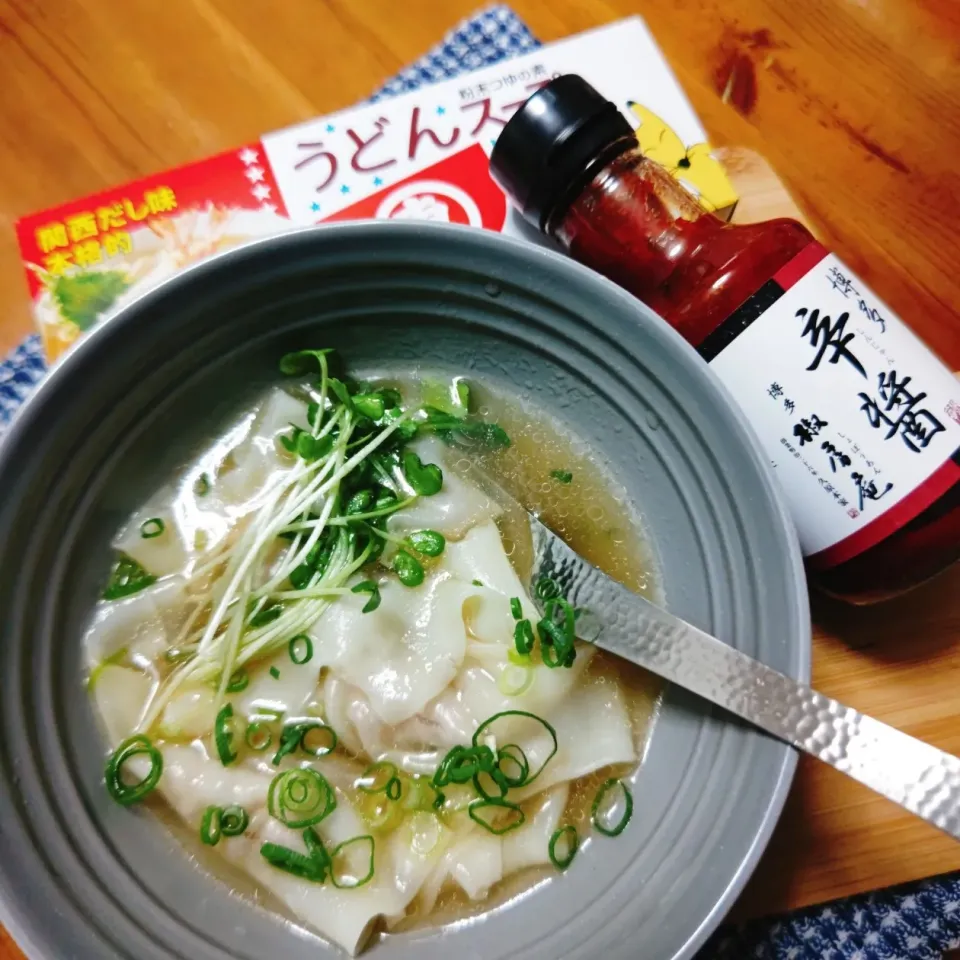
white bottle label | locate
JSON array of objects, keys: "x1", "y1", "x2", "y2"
[{"x1": 706, "y1": 245, "x2": 960, "y2": 567}]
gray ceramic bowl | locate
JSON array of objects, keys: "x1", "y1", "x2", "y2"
[{"x1": 0, "y1": 222, "x2": 809, "y2": 960}]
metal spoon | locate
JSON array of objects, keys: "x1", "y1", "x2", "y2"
[{"x1": 470, "y1": 465, "x2": 960, "y2": 841}]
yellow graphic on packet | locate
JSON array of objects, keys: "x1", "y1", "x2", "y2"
[{"x1": 627, "y1": 102, "x2": 738, "y2": 218}]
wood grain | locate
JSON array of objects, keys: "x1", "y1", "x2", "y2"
[{"x1": 1, "y1": 0, "x2": 959, "y2": 954}]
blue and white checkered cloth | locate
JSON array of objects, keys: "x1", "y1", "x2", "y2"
[{"x1": 3, "y1": 6, "x2": 958, "y2": 958}]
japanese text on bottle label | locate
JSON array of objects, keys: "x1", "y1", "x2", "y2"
[{"x1": 709, "y1": 252, "x2": 960, "y2": 560}]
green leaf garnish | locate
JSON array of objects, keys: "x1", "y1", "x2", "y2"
[
  {"x1": 550, "y1": 469, "x2": 573, "y2": 484},
  {"x1": 406, "y1": 529, "x2": 445, "y2": 557},
  {"x1": 250, "y1": 603, "x2": 284, "y2": 628},
  {"x1": 328, "y1": 377, "x2": 354, "y2": 411},
  {"x1": 353, "y1": 393, "x2": 386, "y2": 420},
  {"x1": 402, "y1": 450, "x2": 443, "y2": 496},
  {"x1": 278, "y1": 348, "x2": 335, "y2": 377},
  {"x1": 421, "y1": 377, "x2": 470, "y2": 417},
  {"x1": 351, "y1": 579, "x2": 382, "y2": 613},
  {"x1": 420, "y1": 407, "x2": 510, "y2": 449},
  {"x1": 393, "y1": 550, "x2": 425, "y2": 587}
]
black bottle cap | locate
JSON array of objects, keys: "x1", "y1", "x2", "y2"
[{"x1": 490, "y1": 74, "x2": 634, "y2": 231}]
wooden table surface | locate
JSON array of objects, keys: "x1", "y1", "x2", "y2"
[{"x1": 1, "y1": 0, "x2": 959, "y2": 954}]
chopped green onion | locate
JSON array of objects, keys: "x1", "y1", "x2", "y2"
[
  {"x1": 330, "y1": 835, "x2": 375, "y2": 889},
  {"x1": 472, "y1": 711, "x2": 557, "y2": 787},
  {"x1": 302, "y1": 825, "x2": 332, "y2": 881},
  {"x1": 269, "y1": 666, "x2": 281, "y2": 680},
  {"x1": 497, "y1": 662, "x2": 534, "y2": 697},
  {"x1": 406, "y1": 529, "x2": 445, "y2": 557},
  {"x1": 550, "y1": 469, "x2": 573, "y2": 484},
  {"x1": 140, "y1": 518, "x2": 165, "y2": 539},
  {"x1": 226, "y1": 668, "x2": 249, "y2": 693},
  {"x1": 200, "y1": 805, "x2": 222, "y2": 846},
  {"x1": 538, "y1": 596, "x2": 577, "y2": 669},
  {"x1": 269, "y1": 721, "x2": 304, "y2": 764},
  {"x1": 393, "y1": 550, "x2": 425, "y2": 588},
  {"x1": 105, "y1": 735, "x2": 163, "y2": 806},
  {"x1": 433, "y1": 745, "x2": 494, "y2": 788},
  {"x1": 300, "y1": 723, "x2": 337, "y2": 758},
  {"x1": 549, "y1": 825, "x2": 579, "y2": 869},
  {"x1": 386, "y1": 777, "x2": 402, "y2": 801},
  {"x1": 245, "y1": 721, "x2": 272, "y2": 752},
  {"x1": 407, "y1": 811, "x2": 444, "y2": 856},
  {"x1": 220, "y1": 805, "x2": 249, "y2": 837},
  {"x1": 510, "y1": 597, "x2": 522, "y2": 620},
  {"x1": 288, "y1": 634, "x2": 314, "y2": 665},
  {"x1": 472, "y1": 579, "x2": 484, "y2": 588},
  {"x1": 87, "y1": 646, "x2": 129, "y2": 689},
  {"x1": 468, "y1": 799, "x2": 525, "y2": 835},
  {"x1": 102, "y1": 553, "x2": 156, "y2": 601},
  {"x1": 473, "y1": 764, "x2": 510, "y2": 802},
  {"x1": 359, "y1": 792, "x2": 404, "y2": 832},
  {"x1": 351, "y1": 580, "x2": 382, "y2": 613},
  {"x1": 194, "y1": 472, "x2": 211, "y2": 496},
  {"x1": 591, "y1": 778, "x2": 634, "y2": 837},
  {"x1": 402, "y1": 775, "x2": 445, "y2": 813},
  {"x1": 214, "y1": 704, "x2": 237, "y2": 766},
  {"x1": 401, "y1": 450, "x2": 443, "y2": 496},
  {"x1": 513, "y1": 619, "x2": 535, "y2": 656},
  {"x1": 260, "y1": 840, "x2": 325, "y2": 882},
  {"x1": 357, "y1": 761, "x2": 399, "y2": 794},
  {"x1": 507, "y1": 647, "x2": 532, "y2": 667},
  {"x1": 534, "y1": 577, "x2": 562, "y2": 601},
  {"x1": 267, "y1": 768, "x2": 337, "y2": 828},
  {"x1": 496, "y1": 744, "x2": 530, "y2": 788}
]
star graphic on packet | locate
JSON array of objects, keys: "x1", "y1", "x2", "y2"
[
  {"x1": 244, "y1": 166, "x2": 266, "y2": 183},
  {"x1": 238, "y1": 147, "x2": 260, "y2": 166},
  {"x1": 251, "y1": 183, "x2": 272, "y2": 201}
]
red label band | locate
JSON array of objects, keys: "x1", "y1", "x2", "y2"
[
  {"x1": 807, "y1": 453, "x2": 960, "y2": 570},
  {"x1": 711, "y1": 240, "x2": 959, "y2": 572}
]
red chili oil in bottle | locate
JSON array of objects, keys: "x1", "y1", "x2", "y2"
[{"x1": 490, "y1": 75, "x2": 960, "y2": 603}]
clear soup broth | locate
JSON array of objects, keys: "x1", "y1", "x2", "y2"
[{"x1": 87, "y1": 359, "x2": 662, "y2": 954}]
